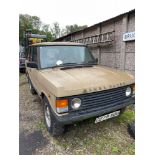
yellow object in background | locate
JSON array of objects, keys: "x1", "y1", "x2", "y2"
[{"x1": 30, "y1": 38, "x2": 43, "y2": 44}]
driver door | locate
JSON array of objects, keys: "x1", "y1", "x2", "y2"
[{"x1": 27, "y1": 46, "x2": 39, "y2": 92}]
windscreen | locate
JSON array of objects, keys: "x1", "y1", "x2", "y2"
[{"x1": 39, "y1": 46, "x2": 95, "y2": 69}]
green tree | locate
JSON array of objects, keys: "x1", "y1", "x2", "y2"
[
  {"x1": 31, "y1": 16, "x2": 41, "y2": 30},
  {"x1": 19, "y1": 14, "x2": 54, "y2": 45},
  {"x1": 19, "y1": 14, "x2": 87, "y2": 44},
  {"x1": 41, "y1": 24, "x2": 54, "y2": 41},
  {"x1": 65, "y1": 24, "x2": 87, "y2": 35},
  {"x1": 19, "y1": 14, "x2": 33, "y2": 45},
  {"x1": 42, "y1": 24, "x2": 49, "y2": 33},
  {"x1": 60, "y1": 28, "x2": 67, "y2": 37},
  {"x1": 52, "y1": 22, "x2": 61, "y2": 39},
  {"x1": 19, "y1": 14, "x2": 42, "y2": 45}
]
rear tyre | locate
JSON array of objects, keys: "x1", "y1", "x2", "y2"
[
  {"x1": 43, "y1": 97, "x2": 65, "y2": 136},
  {"x1": 28, "y1": 78, "x2": 36, "y2": 95}
]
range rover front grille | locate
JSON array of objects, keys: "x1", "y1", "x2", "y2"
[{"x1": 68, "y1": 86, "x2": 130, "y2": 114}]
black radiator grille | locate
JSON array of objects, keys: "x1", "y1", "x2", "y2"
[{"x1": 68, "y1": 86, "x2": 130, "y2": 113}]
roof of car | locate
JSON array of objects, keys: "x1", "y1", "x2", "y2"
[{"x1": 30, "y1": 42, "x2": 85, "y2": 46}]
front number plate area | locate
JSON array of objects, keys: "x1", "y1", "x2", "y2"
[{"x1": 95, "y1": 111, "x2": 120, "y2": 123}]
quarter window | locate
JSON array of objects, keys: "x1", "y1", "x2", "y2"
[
  {"x1": 32, "y1": 47, "x2": 37, "y2": 62},
  {"x1": 27, "y1": 47, "x2": 32, "y2": 61}
]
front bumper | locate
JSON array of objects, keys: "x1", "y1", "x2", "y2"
[{"x1": 52, "y1": 97, "x2": 135, "y2": 125}]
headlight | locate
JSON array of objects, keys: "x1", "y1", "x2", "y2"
[
  {"x1": 126, "y1": 87, "x2": 132, "y2": 96},
  {"x1": 71, "y1": 98, "x2": 81, "y2": 110}
]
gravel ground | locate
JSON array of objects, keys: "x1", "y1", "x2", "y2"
[{"x1": 19, "y1": 74, "x2": 135, "y2": 155}]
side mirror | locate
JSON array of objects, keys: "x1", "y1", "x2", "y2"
[{"x1": 27, "y1": 62, "x2": 38, "y2": 69}]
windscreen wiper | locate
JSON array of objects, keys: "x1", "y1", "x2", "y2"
[
  {"x1": 62, "y1": 63, "x2": 78, "y2": 66},
  {"x1": 60, "y1": 64, "x2": 93, "y2": 70},
  {"x1": 51, "y1": 62, "x2": 95, "y2": 69},
  {"x1": 51, "y1": 63, "x2": 78, "y2": 68},
  {"x1": 63, "y1": 62, "x2": 97, "y2": 66}
]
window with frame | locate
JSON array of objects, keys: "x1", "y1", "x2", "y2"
[
  {"x1": 27, "y1": 46, "x2": 37, "y2": 62},
  {"x1": 27, "y1": 47, "x2": 32, "y2": 61},
  {"x1": 32, "y1": 46, "x2": 37, "y2": 62}
]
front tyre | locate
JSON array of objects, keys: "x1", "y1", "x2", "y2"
[
  {"x1": 128, "y1": 122, "x2": 135, "y2": 139},
  {"x1": 120, "y1": 107, "x2": 126, "y2": 114},
  {"x1": 43, "y1": 97, "x2": 65, "y2": 136},
  {"x1": 28, "y1": 78, "x2": 36, "y2": 95}
]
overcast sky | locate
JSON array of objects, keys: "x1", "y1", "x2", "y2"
[{"x1": 19, "y1": 0, "x2": 135, "y2": 28}]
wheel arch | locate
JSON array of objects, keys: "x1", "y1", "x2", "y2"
[
  {"x1": 41, "y1": 92, "x2": 45, "y2": 99},
  {"x1": 40, "y1": 91, "x2": 56, "y2": 112}
]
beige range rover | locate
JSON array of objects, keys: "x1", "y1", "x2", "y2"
[{"x1": 26, "y1": 42, "x2": 135, "y2": 136}]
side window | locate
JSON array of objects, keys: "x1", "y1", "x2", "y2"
[
  {"x1": 32, "y1": 46, "x2": 37, "y2": 62},
  {"x1": 27, "y1": 47, "x2": 31, "y2": 61}
]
